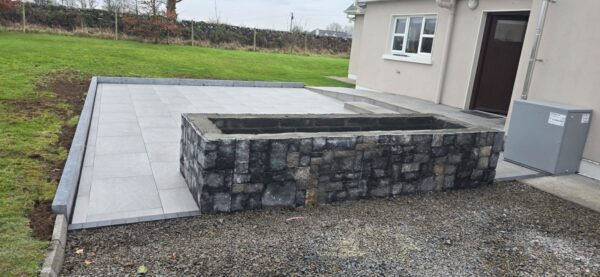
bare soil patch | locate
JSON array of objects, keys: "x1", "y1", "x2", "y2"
[
  {"x1": 17, "y1": 71, "x2": 90, "y2": 240},
  {"x1": 27, "y1": 200, "x2": 56, "y2": 241}
]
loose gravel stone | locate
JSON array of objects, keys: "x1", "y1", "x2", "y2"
[{"x1": 63, "y1": 182, "x2": 600, "y2": 276}]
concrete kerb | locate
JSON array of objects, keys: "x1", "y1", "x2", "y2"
[
  {"x1": 97, "y1": 77, "x2": 305, "y2": 88},
  {"x1": 51, "y1": 77, "x2": 98, "y2": 218},
  {"x1": 40, "y1": 215, "x2": 68, "y2": 277}
]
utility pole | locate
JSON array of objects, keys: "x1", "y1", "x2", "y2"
[
  {"x1": 22, "y1": 1, "x2": 26, "y2": 33},
  {"x1": 289, "y1": 12, "x2": 294, "y2": 32}
]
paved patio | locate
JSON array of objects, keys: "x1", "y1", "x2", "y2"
[
  {"x1": 70, "y1": 84, "x2": 352, "y2": 229},
  {"x1": 70, "y1": 83, "x2": 541, "y2": 229}
]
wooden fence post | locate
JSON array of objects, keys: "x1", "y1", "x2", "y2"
[
  {"x1": 304, "y1": 34, "x2": 308, "y2": 54},
  {"x1": 22, "y1": 2, "x2": 26, "y2": 33},
  {"x1": 253, "y1": 29, "x2": 257, "y2": 51},
  {"x1": 191, "y1": 21, "x2": 195, "y2": 46},
  {"x1": 114, "y1": 11, "x2": 118, "y2": 40}
]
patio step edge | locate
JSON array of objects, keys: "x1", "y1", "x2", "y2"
[
  {"x1": 344, "y1": 101, "x2": 398, "y2": 114},
  {"x1": 308, "y1": 87, "x2": 416, "y2": 114}
]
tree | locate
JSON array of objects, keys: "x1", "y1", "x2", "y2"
[
  {"x1": 166, "y1": 0, "x2": 181, "y2": 18},
  {"x1": 325, "y1": 22, "x2": 343, "y2": 33},
  {"x1": 33, "y1": 0, "x2": 52, "y2": 5},
  {"x1": 59, "y1": 0, "x2": 77, "y2": 7},
  {"x1": 86, "y1": 0, "x2": 97, "y2": 8},
  {"x1": 140, "y1": 0, "x2": 164, "y2": 16},
  {"x1": 104, "y1": 0, "x2": 126, "y2": 12}
]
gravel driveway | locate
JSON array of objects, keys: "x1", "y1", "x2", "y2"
[{"x1": 63, "y1": 182, "x2": 600, "y2": 276}]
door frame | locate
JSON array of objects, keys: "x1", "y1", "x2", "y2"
[{"x1": 463, "y1": 10, "x2": 531, "y2": 113}]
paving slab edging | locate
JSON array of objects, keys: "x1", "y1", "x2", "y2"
[
  {"x1": 97, "y1": 76, "x2": 305, "y2": 88},
  {"x1": 40, "y1": 215, "x2": 68, "y2": 277},
  {"x1": 51, "y1": 77, "x2": 98, "y2": 218}
]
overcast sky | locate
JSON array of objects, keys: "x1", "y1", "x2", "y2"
[{"x1": 176, "y1": 0, "x2": 353, "y2": 31}]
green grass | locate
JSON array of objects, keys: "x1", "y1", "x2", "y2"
[{"x1": 0, "y1": 31, "x2": 349, "y2": 276}]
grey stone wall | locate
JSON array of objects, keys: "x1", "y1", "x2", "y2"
[{"x1": 181, "y1": 117, "x2": 504, "y2": 214}]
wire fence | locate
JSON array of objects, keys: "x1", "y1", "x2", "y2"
[{"x1": 0, "y1": 3, "x2": 352, "y2": 56}]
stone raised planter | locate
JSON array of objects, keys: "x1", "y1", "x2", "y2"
[{"x1": 180, "y1": 114, "x2": 504, "y2": 214}]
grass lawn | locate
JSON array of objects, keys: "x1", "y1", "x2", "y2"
[{"x1": 0, "y1": 31, "x2": 349, "y2": 276}]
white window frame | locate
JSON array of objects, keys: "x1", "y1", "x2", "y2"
[{"x1": 384, "y1": 15, "x2": 437, "y2": 65}]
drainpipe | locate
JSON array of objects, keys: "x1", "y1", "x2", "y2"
[
  {"x1": 434, "y1": 0, "x2": 457, "y2": 104},
  {"x1": 521, "y1": 0, "x2": 554, "y2": 100}
]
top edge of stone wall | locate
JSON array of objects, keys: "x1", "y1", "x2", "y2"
[{"x1": 182, "y1": 113, "x2": 504, "y2": 141}]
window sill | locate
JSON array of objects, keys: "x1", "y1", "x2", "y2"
[{"x1": 382, "y1": 54, "x2": 432, "y2": 65}]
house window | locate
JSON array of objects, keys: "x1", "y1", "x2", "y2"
[{"x1": 388, "y1": 15, "x2": 437, "y2": 64}]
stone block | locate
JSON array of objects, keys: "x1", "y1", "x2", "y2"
[
  {"x1": 269, "y1": 141, "x2": 288, "y2": 171},
  {"x1": 434, "y1": 164, "x2": 445, "y2": 176},
  {"x1": 478, "y1": 157, "x2": 490, "y2": 169},
  {"x1": 313, "y1": 137, "x2": 327, "y2": 152},
  {"x1": 402, "y1": 163, "x2": 420, "y2": 173},
  {"x1": 325, "y1": 181, "x2": 343, "y2": 192},
  {"x1": 369, "y1": 185, "x2": 390, "y2": 198},
  {"x1": 262, "y1": 182, "x2": 296, "y2": 207},
  {"x1": 300, "y1": 139, "x2": 313, "y2": 154},
  {"x1": 420, "y1": 177, "x2": 436, "y2": 192},
  {"x1": 245, "y1": 183, "x2": 264, "y2": 193},
  {"x1": 432, "y1": 134, "x2": 444, "y2": 147},
  {"x1": 327, "y1": 137, "x2": 357, "y2": 150},
  {"x1": 287, "y1": 152, "x2": 300, "y2": 168},
  {"x1": 234, "y1": 174, "x2": 251, "y2": 184},
  {"x1": 214, "y1": 193, "x2": 231, "y2": 212},
  {"x1": 236, "y1": 140, "x2": 250, "y2": 162},
  {"x1": 293, "y1": 167, "x2": 311, "y2": 189},
  {"x1": 205, "y1": 172, "x2": 224, "y2": 188},
  {"x1": 479, "y1": 146, "x2": 492, "y2": 157}
]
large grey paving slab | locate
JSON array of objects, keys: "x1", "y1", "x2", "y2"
[
  {"x1": 88, "y1": 175, "x2": 162, "y2": 217},
  {"x1": 151, "y1": 162, "x2": 187, "y2": 190},
  {"x1": 97, "y1": 122, "x2": 141, "y2": 137},
  {"x1": 158, "y1": 188, "x2": 199, "y2": 214},
  {"x1": 92, "y1": 153, "x2": 153, "y2": 179},
  {"x1": 95, "y1": 136, "x2": 146, "y2": 156},
  {"x1": 146, "y1": 142, "x2": 180, "y2": 162}
]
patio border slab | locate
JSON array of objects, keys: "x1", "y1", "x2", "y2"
[{"x1": 51, "y1": 77, "x2": 305, "y2": 222}]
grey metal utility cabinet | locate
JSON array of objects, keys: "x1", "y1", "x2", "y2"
[{"x1": 504, "y1": 100, "x2": 592, "y2": 174}]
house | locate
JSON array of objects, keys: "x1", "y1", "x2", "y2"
[
  {"x1": 346, "y1": 0, "x2": 600, "y2": 180},
  {"x1": 310, "y1": 29, "x2": 352, "y2": 39}
]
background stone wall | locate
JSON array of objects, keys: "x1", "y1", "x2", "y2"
[{"x1": 181, "y1": 117, "x2": 504, "y2": 214}]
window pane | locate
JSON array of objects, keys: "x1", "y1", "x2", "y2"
[
  {"x1": 424, "y1": 18, "x2": 436, "y2": 35},
  {"x1": 494, "y1": 20, "x2": 527, "y2": 42},
  {"x1": 406, "y1": 17, "x2": 423, "y2": 53},
  {"x1": 420, "y1": 37, "x2": 433, "y2": 53},
  {"x1": 395, "y1": 18, "x2": 407, "y2": 34},
  {"x1": 392, "y1": 36, "x2": 404, "y2": 51}
]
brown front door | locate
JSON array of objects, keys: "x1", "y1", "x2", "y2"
[{"x1": 471, "y1": 12, "x2": 529, "y2": 115}]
